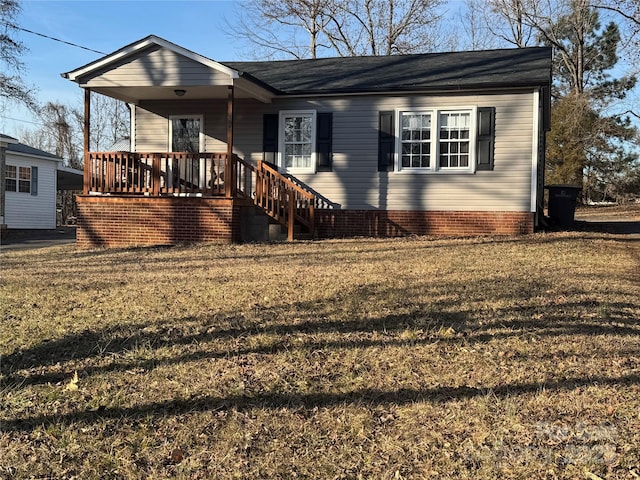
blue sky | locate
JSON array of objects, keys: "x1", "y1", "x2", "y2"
[
  {"x1": 1, "y1": 0, "x2": 249, "y2": 137},
  {"x1": 2, "y1": 0, "x2": 637, "y2": 139}
]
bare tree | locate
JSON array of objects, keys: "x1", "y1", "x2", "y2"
[
  {"x1": 90, "y1": 94, "x2": 129, "y2": 152},
  {"x1": 322, "y1": 0, "x2": 445, "y2": 56},
  {"x1": 0, "y1": 0, "x2": 36, "y2": 110},
  {"x1": 228, "y1": 0, "x2": 444, "y2": 59},
  {"x1": 593, "y1": 0, "x2": 640, "y2": 27},
  {"x1": 484, "y1": 0, "x2": 537, "y2": 47},
  {"x1": 36, "y1": 102, "x2": 83, "y2": 168},
  {"x1": 456, "y1": 0, "x2": 500, "y2": 50},
  {"x1": 226, "y1": 0, "x2": 331, "y2": 59}
]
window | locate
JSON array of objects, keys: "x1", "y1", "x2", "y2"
[
  {"x1": 19, "y1": 166, "x2": 31, "y2": 192},
  {"x1": 5, "y1": 165, "x2": 17, "y2": 192},
  {"x1": 279, "y1": 110, "x2": 316, "y2": 173},
  {"x1": 396, "y1": 108, "x2": 476, "y2": 173},
  {"x1": 438, "y1": 111, "x2": 471, "y2": 168},
  {"x1": 401, "y1": 112, "x2": 432, "y2": 168},
  {"x1": 169, "y1": 116, "x2": 203, "y2": 152},
  {"x1": 5, "y1": 165, "x2": 31, "y2": 193}
]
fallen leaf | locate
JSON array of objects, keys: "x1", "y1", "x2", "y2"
[
  {"x1": 65, "y1": 371, "x2": 79, "y2": 391},
  {"x1": 584, "y1": 471, "x2": 604, "y2": 480},
  {"x1": 170, "y1": 447, "x2": 185, "y2": 464}
]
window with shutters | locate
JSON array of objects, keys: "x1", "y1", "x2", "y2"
[
  {"x1": 279, "y1": 110, "x2": 317, "y2": 173},
  {"x1": 395, "y1": 108, "x2": 478, "y2": 173}
]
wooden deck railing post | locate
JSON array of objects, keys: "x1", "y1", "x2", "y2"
[
  {"x1": 309, "y1": 202, "x2": 315, "y2": 239},
  {"x1": 152, "y1": 154, "x2": 160, "y2": 196},
  {"x1": 256, "y1": 160, "x2": 263, "y2": 205},
  {"x1": 288, "y1": 192, "x2": 295, "y2": 241}
]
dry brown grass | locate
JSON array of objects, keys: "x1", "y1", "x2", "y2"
[
  {"x1": 1, "y1": 231, "x2": 639, "y2": 479},
  {"x1": 576, "y1": 203, "x2": 640, "y2": 221}
]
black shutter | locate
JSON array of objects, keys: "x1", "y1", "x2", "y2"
[
  {"x1": 263, "y1": 114, "x2": 278, "y2": 167},
  {"x1": 476, "y1": 107, "x2": 495, "y2": 171},
  {"x1": 378, "y1": 111, "x2": 395, "y2": 172},
  {"x1": 316, "y1": 112, "x2": 333, "y2": 172},
  {"x1": 31, "y1": 166, "x2": 38, "y2": 196}
]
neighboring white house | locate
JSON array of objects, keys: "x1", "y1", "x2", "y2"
[{"x1": 3, "y1": 137, "x2": 63, "y2": 229}]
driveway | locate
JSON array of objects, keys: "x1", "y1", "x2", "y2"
[
  {"x1": 0, "y1": 227, "x2": 76, "y2": 252},
  {"x1": 574, "y1": 205, "x2": 640, "y2": 238}
]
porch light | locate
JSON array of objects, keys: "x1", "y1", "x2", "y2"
[{"x1": 174, "y1": 89, "x2": 186, "y2": 97}]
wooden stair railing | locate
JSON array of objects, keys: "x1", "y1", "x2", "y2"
[{"x1": 235, "y1": 157, "x2": 316, "y2": 241}]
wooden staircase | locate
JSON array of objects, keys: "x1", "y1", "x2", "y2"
[{"x1": 236, "y1": 159, "x2": 317, "y2": 241}]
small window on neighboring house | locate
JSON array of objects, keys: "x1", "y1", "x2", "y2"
[
  {"x1": 169, "y1": 116, "x2": 203, "y2": 152},
  {"x1": 279, "y1": 110, "x2": 316, "y2": 173},
  {"x1": 5, "y1": 165, "x2": 31, "y2": 193},
  {"x1": 18, "y1": 166, "x2": 31, "y2": 193},
  {"x1": 5, "y1": 165, "x2": 17, "y2": 192}
]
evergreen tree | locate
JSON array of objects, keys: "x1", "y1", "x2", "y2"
[{"x1": 539, "y1": 0, "x2": 637, "y2": 192}]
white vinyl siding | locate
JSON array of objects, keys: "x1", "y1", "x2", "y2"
[
  {"x1": 135, "y1": 101, "x2": 228, "y2": 152},
  {"x1": 4, "y1": 155, "x2": 58, "y2": 229},
  {"x1": 83, "y1": 47, "x2": 231, "y2": 87},
  {"x1": 133, "y1": 91, "x2": 537, "y2": 212}
]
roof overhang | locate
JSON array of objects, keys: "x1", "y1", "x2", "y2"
[
  {"x1": 62, "y1": 35, "x2": 274, "y2": 104},
  {"x1": 57, "y1": 166, "x2": 84, "y2": 191},
  {"x1": 0, "y1": 134, "x2": 19, "y2": 148},
  {"x1": 7, "y1": 147, "x2": 62, "y2": 163},
  {"x1": 63, "y1": 35, "x2": 240, "y2": 83}
]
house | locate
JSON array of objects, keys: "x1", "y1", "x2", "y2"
[
  {"x1": 62, "y1": 35, "x2": 552, "y2": 249},
  {"x1": 0, "y1": 135, "x2": 65, "y2": 231}
]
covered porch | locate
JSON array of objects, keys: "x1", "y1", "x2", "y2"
[{"x1": 63, "y1": 36, "x2": 318, "y2": 245}]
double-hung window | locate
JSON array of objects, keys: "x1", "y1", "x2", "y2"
[
  {"x1": 438, "y1": 111, "x2": 471, "y2": 168},
  {"x1": 279, "y1": 110, "x2": 317, "y2": 173},
  {"x1": 396, "y1": 108, "x2": 476, "y2": 173},
  {"x1": 400, "y1": 112, "x2": 432, "y2": 168},
  {"x1": 5, "y1": 165, "x2": 31, "y2": 193}
]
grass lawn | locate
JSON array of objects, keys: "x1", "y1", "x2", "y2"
[{"x1": 1, "y1": 231, "x2": 639, "y2": 479}]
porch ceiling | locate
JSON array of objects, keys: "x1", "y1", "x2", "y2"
[{"x1": 90, "y1": 81, "x2": 273, "y2": 104}]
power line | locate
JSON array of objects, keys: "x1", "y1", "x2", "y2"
[
  {"x1": 0, "y1": 114, "x2": 43, "y2": 126},
  {"x1": 2, "y1": 22, "x2": 107, "y2": 55}
]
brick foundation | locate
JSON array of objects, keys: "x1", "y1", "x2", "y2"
[
  {"x1": 76, "y1": 196, "x2": 241, "y2": 249},
  {"x1": 76, "y1": 196, "x2": 534, "y2": 249},
  {"x1": 315, "y1": 209, "x2": 534, "y2": 237}
]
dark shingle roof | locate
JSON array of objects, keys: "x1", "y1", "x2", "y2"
[
  {"x1": 224, "y1": 47, "x2": 551, "y2": 95},
  {"x1": 6, "y1": 141, "x2": 62, "y2": 160}
]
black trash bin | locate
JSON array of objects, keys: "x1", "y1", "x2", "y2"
[{"x1": 545, "y1": 184, "x2": 582, "y2": 228}]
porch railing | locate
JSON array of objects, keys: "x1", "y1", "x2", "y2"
[
  {"x1": 86, "y1": 152, "x2": 229, "y2": 196},
  {"x1": 85, "y1": 152, "x2": 317, "y2": 240},
  {"x1": 254, "y1": 160, "x2": 315, "y2": 239}
]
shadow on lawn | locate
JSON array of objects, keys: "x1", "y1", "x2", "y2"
[
  {"x1": 3, "y1": 276, "x2": 638, "y2": 388},
  {"x1": 3, "y1": 246, "x2": 640, "y2": 432},
  {"x1": 4, "y1": 372, "x2": 640, "y2": 433},
  {"x1": 66, "y1": 230, "x2": 638, "y2": 271},
  {"x1": 574, "y1": 219, "x2": 640, "y2": 235}
]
